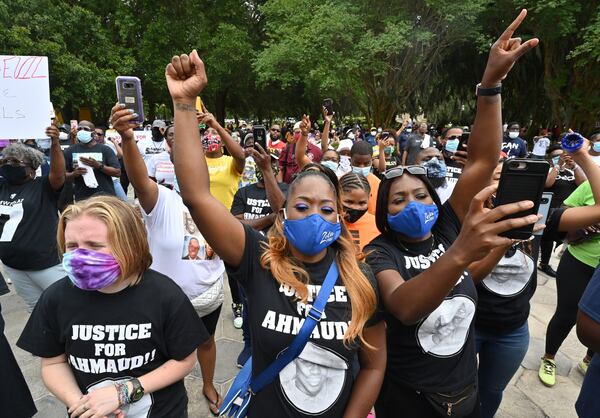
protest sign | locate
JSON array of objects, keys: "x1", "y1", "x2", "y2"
[
  {"x1": 0, "y1": 55, "x2": 51, "y2": 139},
  {"x1": 133, "y1": 130, "x2": 152, "y2": 142}
]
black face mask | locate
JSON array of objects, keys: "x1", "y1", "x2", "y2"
[
  {"x1": 0, "y1": 165, "x2": 30, "y2": 184},
  {"x1": 343, "y1": 206, "x2": 368, "y2": 224},
  {"x1": 151, "y1": 127, "x2": 164, "y2": 142}
]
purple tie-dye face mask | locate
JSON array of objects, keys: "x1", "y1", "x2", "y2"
[{"x1": 62, "y1": 248, "x2": 121, "y2": 291}]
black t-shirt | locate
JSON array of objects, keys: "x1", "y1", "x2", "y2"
[
  {"x1": 365, "y1": 202, "x2": 478, "y2": 393},
  {"x1": 0, "y1": 176, "x2": 61, "y2": 270},
  {"x1": 64, "y1": 143, "x2": 120, "y2": 200},
  {"x1": 226, "y1": 225, "x2": 382, "y2": 417},
  {"x1": 545, "y1": 168, "x2": 577, "y2": 208},
  {"x1": 17, "y1": 270, "x2": 208, "y2": 417},
  {"x1": 230, "y1": 182, "x2": 288, "y2": 221},
  {"x1": 476, "y1": 208, "x2": 566, "y2": 332},
  {"x1": 444, "y1": 158, "x2": 463, "y2": 188}
]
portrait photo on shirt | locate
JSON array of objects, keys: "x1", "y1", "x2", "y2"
[
  {"x1": 279, "y1": 342, "x2": 348, "y2": 415},
  {"x1": 417, "y1": 295, "x2": 476, "y2": 357},
  {"x1": 181, "y1": 235, "x2": 215, "y2": 261},
  {"x1": 481, "y1": 244, "x2": 534, "y2": 297}
]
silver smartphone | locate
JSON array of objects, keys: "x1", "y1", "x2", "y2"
[{"x1": 533, "y1": 192, "x2": 553, "y2": 236}]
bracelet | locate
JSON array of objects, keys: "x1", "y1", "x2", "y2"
[
  {"x1": 99, "y1": 163, "x2": 104, "y2": 171},
  {"x1": 114, "y1": 381, "x2": 130, "y2": 406}
]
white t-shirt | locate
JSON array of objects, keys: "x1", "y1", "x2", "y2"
[
  {"x1": 137, "y1": 138, "x2": 167, "y2": 172},
  {"x1": 141, "y1": 185, "x2": 224, "y2": 299},
  {"x1": 148, "y1": 151, "x2": 175, "y2": 186},
  {"x1": 532, "y1": 137, "x2": 550, "y2": 156}
]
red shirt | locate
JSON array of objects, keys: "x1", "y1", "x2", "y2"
[{"x1": 279, "y1": 142, "x2": 323, "y2": 183}]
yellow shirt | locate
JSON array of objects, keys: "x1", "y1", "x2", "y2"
[
  {"x1": 206, "y1": 155, "x2": 242, "y2": 210},
  {"x1": 367, "y1": 173, "x2": 380, "y2": 215}
]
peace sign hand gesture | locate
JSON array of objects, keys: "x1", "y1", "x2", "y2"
[
  {"x1": 481, "y1": 9, "x2": 539, "y2": 86},
  {"x1": 165, "y1": 49, "x2": 208, "y2": 102}
]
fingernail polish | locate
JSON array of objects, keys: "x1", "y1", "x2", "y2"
[
  {"x1": 128, "y1": 109, "x2": 134, "y2": 113},
  {"x1": 132, "y1": 113, "x2": 138, "y2": 118}
]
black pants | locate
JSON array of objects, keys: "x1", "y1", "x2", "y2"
[
  {"x1": 228, "y1": 275, "x2": 242, "y2": 305},
  {"x1": 375, "y1": 379, "x2": 481, "y2": 418},
  {"x1": 545, "y1": 249, "x2": 595, "y2": 358},
  {"x1": 539, "y1": 235, "x2": 555, "y2": 266}
]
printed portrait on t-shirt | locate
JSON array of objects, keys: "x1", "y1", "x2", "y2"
[
  {"x1": 279, "y1": 342, "x2": 347, "y2": 415},
  {"x1": 87, "y1": 378, "x2": 152, "y2": 418},
  {"x1": 181, "y1": 235, "x2": 215, "y2": 260},
  {"x1": 417, "y1": 295, "x2": 476, "y2": 357},
  {"x1": 482, "y1": 245, "x2": 534, "y2": 297}
]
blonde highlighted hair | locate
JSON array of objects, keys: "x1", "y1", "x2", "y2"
[
  {"x1": 57, "y1": 196, "x2": 152, "y2": 286},
  {"x1": 260, "y1": 171, "x2": 377, "y2": 347}
]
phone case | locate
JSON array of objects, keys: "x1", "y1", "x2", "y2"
[
  {"x1": 533, "y1": 192, "x2": 553, "y2": 236},
  {"x1": 253, "y1": 125, "x2": 267, "y2": 150},
  {"x1": 116, "y1": 76, "x2": 144, "y2": 124},
  {"x1": 495, "y1": 159, "x2": 550, "y2": 239}
]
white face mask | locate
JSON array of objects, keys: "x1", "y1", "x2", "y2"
[
  {"x1": 59, "y1": 132, "x2": 69, "y2": 141},
  {"x1": 370, "y1": 131, "x2": 376, "y2": 136},
  {"x1": 508, "y1": 132, "x2": 519, "y2": 139},
  {"x1": 405, "y1": 128, "x2": 412, "y2": 133}
]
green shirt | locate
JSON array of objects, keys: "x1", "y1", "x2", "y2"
[{"x1": 564, "y1": 181, "x2": 600, "y2": 268}]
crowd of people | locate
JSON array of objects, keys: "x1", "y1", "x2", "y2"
[{"x1": 2, "y1": 9, "x2": 600, "y2": 418}]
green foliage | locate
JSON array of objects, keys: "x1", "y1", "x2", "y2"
[{"x1": 0, "y1": 0, "x2": 598, "y2": 130}]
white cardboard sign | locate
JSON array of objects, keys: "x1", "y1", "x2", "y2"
[{"x1": 0, "y1": 56, "x2": 51, "y2": 139}]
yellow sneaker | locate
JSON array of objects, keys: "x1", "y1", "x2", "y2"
[
  {"x1": 539, "y1": 357, "x2": 556, "y2": 387},
  {"x1": 578, "y1": 359, "x2": 590, "y2": 376}
]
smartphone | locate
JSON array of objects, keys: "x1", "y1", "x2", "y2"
[
  {"x1": 70, "y1": 120, "x2": 78, "y2": 131},
  {"x1": 381, "y1": 132, "x2": 390, "y2": 141},
  {"x1": 116, "y1": 76, "x2": 144, "y2": 124},
  {"x1": 253, "y1": 125, "x2": 267, "y2": 150},
  {"x1": 495, "y1": 159, "x2": 550, "y2": 239},
  {"x1": 323, "y1": 98, "x2": 334, "y2": 116},
  {"x1": 533, "y1": 192, "x2": 553, "y2": 236},
  {"x1": 458, "y1": 132, "x2": 470, "y2": 151}
]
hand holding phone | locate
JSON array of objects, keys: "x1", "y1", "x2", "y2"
[
  {"x1": 116, "y1": 76, "x2": 145, "y2": 124},
  {"x1": 495, "y1": 159, "x2": 549, "y2": 239},
  {"x1": 253, "y1": 125, "x2": 267, "y2": 151},
  {"x1": 322, "y1": 98, "x2": 334, "y2": 117}
]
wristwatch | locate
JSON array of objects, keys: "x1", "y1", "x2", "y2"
[
  {"x1": 128, "y1": 378, "x2": 145, "y2": 403},
  {"x1": 475, "y1": 83, "x2": 502, "y2": 96},
  {"x1": 99, "y1": 163, "x2": 104, "y2": 171}
]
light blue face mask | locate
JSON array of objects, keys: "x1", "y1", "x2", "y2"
[
  {"x1": 77, "y1": 130, "x2": 93, "y2": 144},
  {"x1": 321, "y1": 160, "x2": 339, "y2": 172},
  {"x1": 551, "y1": 156, "x2": 560, "y2": 166},
  {"x1": 352, "y1": 166, "x2": 371, "y2": 177},
  {"x1": 445, "y1": 139, "x2": 459, "y2": 153},
  {"x1": 593, "y1": 142, "x2": 600, "y2": 153}
]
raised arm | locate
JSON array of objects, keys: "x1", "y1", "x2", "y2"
[
  {"x1": 321, "y1": 107, "x2": 333, "y2": 154},
  {"x1": 201, "y1": 108, "x2": 245, "y2": 173},
  {"x1": 111, "y1": 104, "x2": 159, "y2": 214},
  {"x1": 45, "y1": 125, "x2": 66, "y2": 191},
  {"x1": 250, "y1": 144, "x2": 285, "y2": 212},
  {"x1": 376, "y1": 185, "x2": 539, "y2": 324},
  {"x1": 375, "y1": 136, "x2": 387, "y2": 173},
  {"x1": 168, "y1": 51, "x2": 245, "y2": 267},
  {"x1": 295, "y1": 114, "x2": 312, "y2": 169},
  {"x1": 449, "y1": 9, "x2": 539, "y2": 222}
]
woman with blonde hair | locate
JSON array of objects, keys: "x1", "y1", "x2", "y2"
[
  {"x1": 163, "y1": 49, "x2": 385, "y2": 417},
  {"x1": 17, "y1": 196, "x2": 208, "y2": 418}
]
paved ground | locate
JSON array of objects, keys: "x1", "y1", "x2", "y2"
[{"x1": 2, "y1": 250, "x2": 585, "y2": 418}]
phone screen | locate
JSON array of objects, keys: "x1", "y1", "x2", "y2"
[
  {"x1": 323, "y1": 98, "x2": 333, "y2": 116},
  {"x1": 253, "y1": 125, "x2": 267, "y2": 150},
  {"x1": 534, "y1": 192, "x2": 553, "y2": 236}
]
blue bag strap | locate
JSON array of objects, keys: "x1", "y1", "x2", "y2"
[{"x1": 249, "y1": 261, "x2": 339, "y2": 394}]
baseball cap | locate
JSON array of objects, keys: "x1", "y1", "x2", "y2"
[{"x1": 152, "y1": 120, "x2": 166, "y2": 129}]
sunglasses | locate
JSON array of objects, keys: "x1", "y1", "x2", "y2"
[
  {"x1": 383, "y1": 165, "x2": 427, "y2": 180},
  {"x1": 447, "y1": 135, "x2": 461, "y2": 141},
  {"x1": 77, "y1": 126, "x2": 93, "y2": 132},
  {"x1": 271, "y1": 129, "x2": 280, "y2": 132}
]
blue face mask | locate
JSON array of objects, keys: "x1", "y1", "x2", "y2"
[
  {"x1": 321, "y1": 160, "x2": 339, "y2": 172},
  {"x1": 445, "y1": 139, "x2": 459, "y2": 153},
  {"x1": 387, "y1": 201, "x2": 439, "y2": 239},
  {"x1": 283, "y1": 210, "x2": 341, "y2": 256},
  {"x1": 552, "y1": 156, "x2": 560, "y2": 165},
  {"x1": 77, "y1": 130, "x2": 93, "y2": 144},
  {"x1": 423, "y1": 157, "x2": 447, "y2": 179},
  {"x1": 593, "y1": 142, "x2": 600, "y2": 153},
  {"x1": 352, "y1": 166, "x2": 371, "y2": 177}
]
